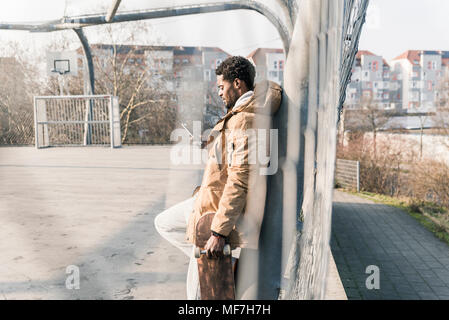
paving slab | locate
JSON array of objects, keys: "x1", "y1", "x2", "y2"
[{"x1": 331, "y1": 190, "x2": 449, "y2": 300}]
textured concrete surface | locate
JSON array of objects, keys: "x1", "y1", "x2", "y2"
[
  {"x1": 324, "y1": 252, "x2": 347, "y2": 300},
  {"x1": 0, "y1": 146, "x2": 202, "y2": 299},
  {"x1": 0, "y1": 146, "x2": 349, "y2": 300},
  {"x1": 331, "y1": 190, "x2": 449, "y2": 300}
]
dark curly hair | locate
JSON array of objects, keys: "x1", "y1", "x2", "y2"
[{"x1": 215, "y1": 56, "x2": 256, "y2": 91}]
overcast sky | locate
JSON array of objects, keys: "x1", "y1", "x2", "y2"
[
  {"x1": 359, "y1": 0, "x2": 449, "y2": 61},
  {"x1": 0, "y1": 0, "x2": 448, "y2": 61}
]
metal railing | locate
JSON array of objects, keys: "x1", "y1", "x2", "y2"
[
  {"x1": 335, "y1": 159, "x2": 360, "y2": 192},
  {"x1": 34, "y1": 95, "x2": 121, "y2": 148}
]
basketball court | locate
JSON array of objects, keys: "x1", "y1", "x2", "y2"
[{"x1": 0, "y1": 146, "x2": 203, "y2": 299}]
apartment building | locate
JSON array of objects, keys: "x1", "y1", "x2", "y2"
[
  {"x1": 247, "y1": 48, "x2": 285, "y2": 86},
  {"x1": 391, "y1": 50, "x2": 449, "y2": 112},
  {"x1": 79, "y1": 44, "x2": 229, "y2": 127},
  {"x1": 344, "y1": 49, "x2": 449, "y2": 112},
  {"x1": 345, "y1": 50, "x2": 391, "y2": 110}
]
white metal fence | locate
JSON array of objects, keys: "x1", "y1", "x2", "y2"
[
  {"x1": 34, "y1": 95, "x2": 121, "y2": 148},
  {"x1": 335, "y1": 159, "x2": 360, "y2": 192}
]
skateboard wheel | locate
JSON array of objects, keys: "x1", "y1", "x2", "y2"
[
  {"x1": 223, "y1": 244, "x2": 231, "y2": 256},
  {"x1": 194, "y1": 247, "x2": 201, "y2": 258}
]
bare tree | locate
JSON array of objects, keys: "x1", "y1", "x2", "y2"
[
  {"x1": 435, "y1": 72, "x2": 449, "y2": 151},
  {"x1": 85, "y1": 22, "x2": 176, "y2": 144},
  {"x1": 40, "y1": 22, "x2": 177, "y2": 144},
  {"x1": 345, "y1": 97, "x2": 393, "y2": 156},
  {"x1": 417, "y1": 112, "x2": 429, "y2": 159},
  {"x1": 0, "y1": 42, "x2": 43, "y2": 144}
]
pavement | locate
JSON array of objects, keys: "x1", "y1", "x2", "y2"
[
  {"x1": 0, "y1": 146, "x2": 203, "y2": 299},
  {"x1": 2, "y1": 146, "x2": 447, "y2": 300},
  {"x1": 331, "y1": 190, "x2": 449, "y2": 300}
]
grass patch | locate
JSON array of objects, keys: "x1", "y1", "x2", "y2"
[{"x1": 338, "y1": 188, "x2": 449, "y2": 246}]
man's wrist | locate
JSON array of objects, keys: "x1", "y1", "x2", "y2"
[{"x1": 211, "y1": 230, "x2": 226, "y2": 239}]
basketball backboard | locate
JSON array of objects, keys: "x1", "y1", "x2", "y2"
[{"x1": 46, "y1": 51, "x2": 78, "y2": 76}]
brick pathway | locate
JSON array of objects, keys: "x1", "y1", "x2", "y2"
[{"x1": 331, "y1": 190, "x2": 449, "y2": 300}]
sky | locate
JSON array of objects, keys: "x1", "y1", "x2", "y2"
[
  {"x1": 0, "y1": 0, "x2": 283, "y2": 58},
  {"x1": 359, "y1": 0, "x2": 449, "y2": 61},
  {"x1": 0, "y1": 0, "x2": 449, "y2": 62}
]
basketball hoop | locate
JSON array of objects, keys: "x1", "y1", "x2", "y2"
[{"x1": 51, "y1": 59, "x2": 71, "y2": 75}]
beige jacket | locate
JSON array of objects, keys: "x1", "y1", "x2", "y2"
[{"x1": 186, "y1": 81, "x2": 282, "y2": 249}]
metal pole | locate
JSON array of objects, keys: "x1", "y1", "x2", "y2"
[
  {"x1": 106, "y1": 0, "x2": 122, "y2": 22},
  {"x1": 109, "y1": 96, "x2": 114, "y2": 148},
  {"x1": 74, "y1": 28, "x2": 94, "y2": 145},
  {"x1": 1, "y1": 2, "x2": 291, "y2": 54},
  {"x1": 73, "y1": 28, "x2": 95, "y2": 95},
  {"x1": 33, "y1": 97, "x2": 39, "y2": 149},
  {"x1": 356, "y1": 160, "x2": 360, "y2": 193}
]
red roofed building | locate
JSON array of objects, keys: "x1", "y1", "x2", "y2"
[
  {"x1": 247, "y1": 48, "x2": 285, "y2": 85},
  {"x1": 345, "y1": 50, "x2": 392, "y2": 110},
  {"x1": 391, "y1": 50, "x2": 449, "y2": 112}
]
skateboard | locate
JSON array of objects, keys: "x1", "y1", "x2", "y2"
[{"x1": 195, "y1": 212, "x2": 235, "y2": 300}]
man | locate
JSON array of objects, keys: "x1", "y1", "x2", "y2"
[
  {"x1": 155, "y1": 56, "x2": 282, "y2": 299},
  {"x1": 187, "y1": 56, "x2": 282, "y2": 297}
]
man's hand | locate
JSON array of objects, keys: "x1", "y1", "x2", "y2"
[{"x1": 204, "y1": 234, "x2": 225, "y2": 258}]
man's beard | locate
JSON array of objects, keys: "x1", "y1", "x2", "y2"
[{"x1": 224, "y1": 96, "x2": 237, "y2": 110}]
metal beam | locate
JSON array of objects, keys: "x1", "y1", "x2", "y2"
[
  {"x1": 73, "y1": 28, "x2": 95, "y2": 95},
  {"x1": 0, "y1": 1, "x2": 291, "y2": 54},
  {"x1": 106, "y1": 0, "x2": 122, "y2": 23}
]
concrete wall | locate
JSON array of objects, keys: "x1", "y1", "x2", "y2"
[{"x1": 364, "y1": 132, "x2": 449, "y2": 165}]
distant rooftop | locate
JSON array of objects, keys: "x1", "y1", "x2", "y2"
[
  {"x1": 89, "y1": 44, "x2": 230, "y2": 56},
  {"x1": 247, "y1": 47, "x2": 284, "y2": 59},
  {"x1": 356, "y1": 50, "x2": 389, "y2": 67},
  {"x1": 392, "y1": 50, "x2": 449, "y2": 66},
  {"x1": 382, "y1": 116, "x2": 438, "y2": 131}
]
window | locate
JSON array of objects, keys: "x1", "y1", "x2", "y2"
[
  {"x1": 428, "y1": 61, "x2": 437, "y2": 70},
  {"x1": 215, "y1": 59, "x2": 222, "y2": 68},
  {"x1": 427, "y1": 81, "x2": 433, "y2": 91},
  {"x1": 274, "y1": 61, "x2": 278, "y2": 69},
  {"x1": 204, "y1": 69, "x2": 211, "y2": 81},
  {"x1": 372, "y1": 61, "x2": 379, "y2": 72},
  {"x1": 363, "y1": 90, "x2": 372, "y2": 98},
  {"x1": 279, "y1": 60, "x2": 284, "y2": 70}
]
